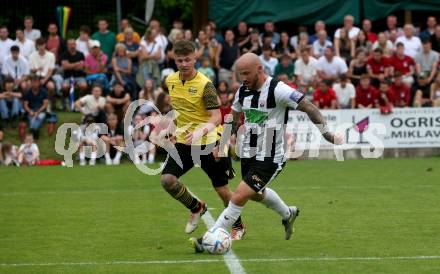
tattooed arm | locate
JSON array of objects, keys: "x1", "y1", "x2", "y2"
[{"x1": 297, "y1": 97, "x2": 342, "y2": 144}]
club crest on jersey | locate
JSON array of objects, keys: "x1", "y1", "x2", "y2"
[{"x1": 188, "y1": 87, "x2": 197, "y2": 94}]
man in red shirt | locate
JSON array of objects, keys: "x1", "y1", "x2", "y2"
[
  {"x1": 389, "y1": 72, "x2": 411, "y2": 107},
  {"x1": 367, "y1": 48, "x2": 390, "y2": 87},
  {"x1": 389, "y1": 42, "x2": 415, "y2": 87},
  {"x1": 362, "y1": 19, "x2": 377, "y2": 42},
  {"x1": 219, "y1": 92, "x2": 232, "y2": 125},
  {"x1": 313, "y1": 80, "x2": 337, "y2": 109},
  {"x1": 356, "y1": 74, "x2": 379, "y2": 108},
  {"x1": 46, "y1": 23, "x2": 62, "y2": 63}
]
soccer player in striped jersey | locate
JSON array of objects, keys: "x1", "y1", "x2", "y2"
[{"x1": 190, "y1": 52, "x2": 343, "y2": 252}]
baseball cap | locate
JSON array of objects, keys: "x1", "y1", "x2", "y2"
[{"x1": 90, "y1": 40, "x2": 101, "y2": 48}]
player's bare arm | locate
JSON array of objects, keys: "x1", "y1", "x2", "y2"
[{"x1": 297, "y1": 97, "x2": 343, "y2": 145}]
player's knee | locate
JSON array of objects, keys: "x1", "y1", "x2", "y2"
[{"x1": 160, "y1": 174, "x2": 177, "y2": 191}]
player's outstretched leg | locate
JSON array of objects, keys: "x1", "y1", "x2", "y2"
[
  {"x1": 260, "y1": 188, "x2": 299, "y2": 240},
  {"x1": 161, "y1": 174, "x2": 207, "y2": 234},
  {"x1": 214, "y1": 185, "x2": 246, "y2": 240}
]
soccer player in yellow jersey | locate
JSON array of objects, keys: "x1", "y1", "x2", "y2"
[{"x1": 160, "y1": 40, "x2": 246, "y2": 240}]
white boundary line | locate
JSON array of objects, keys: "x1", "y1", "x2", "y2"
[
  {"x1": 189, "y1": 190, "x2": 246, "y2": 274},
  {"x1": 1, "y1": 256, "x2": 440, "y2": 267}
]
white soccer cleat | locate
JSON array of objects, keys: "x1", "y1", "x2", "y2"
[
  {"x1": 231, "y1": 224, "x2": 246, "y2": 241},
  {"x1": 79, "y1": 160, "x2": 86, "y2": 166},
  {"x1": 105, "y1": 158, "x2": 112, "y2": 165},
  {"x1": 282, "y1": 206, "x2": 300, "y2": 240},
  {"x1": 89, "y1": 159, "x2": 96, "y2": 166},
  {"x1": 113, "y1": 159, "x2": 120, "y2": 165},
  {"x1": 185, "y1": 201, "x2": 207, "y2": 234}
]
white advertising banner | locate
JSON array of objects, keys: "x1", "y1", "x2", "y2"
[{"x1": 288, "y1": 107, "x2": 440, "y2": 150}]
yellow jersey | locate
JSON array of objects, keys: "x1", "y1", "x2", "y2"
[{"x1": 166, "y1": 71, "x2": 222, "y2": 145}]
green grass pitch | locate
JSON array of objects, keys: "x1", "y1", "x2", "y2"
[{"x1": 1, "y1": 158, "x2": 440, "y2": 273}]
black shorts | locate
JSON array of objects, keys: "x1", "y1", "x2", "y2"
[
  {"x1": 162, "y1": 143, "x2": 234, "y2": 187},
  {"x1": 241, "y1": 158, "x2": 286, "y2": 193}
]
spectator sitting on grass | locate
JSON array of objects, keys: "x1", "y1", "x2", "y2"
[
  {"x1": 75, "y1": 114, "x2": 100, "y2": 166},
  {"x1": 18, "y1": 133, "x2": 39, "y2": 166},
  {"x1": 1, "y1": 142, "x2": 18, "y2": 166},
  {"x1": 101, "y1": 113, "x2": 123, "y2": 165},
  {"x1": 106, "y1": 81, "x2": 131, "y2": 122}
]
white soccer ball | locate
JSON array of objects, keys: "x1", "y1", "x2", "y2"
[{"x1": 202, "y1": 227, "x2": 232, "y2": 255}]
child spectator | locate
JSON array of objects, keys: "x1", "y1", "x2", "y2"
[
  {"x1": 18, "y1": 133, "x2": 39, "y2": 166},
  {"x1": 101, "y1": 113, "x2": 124, "y2": 165},
  {"x1": 127, "y1": 113, "x2": 155, "y2": 164},
  {"x1": 75, "y1": 114, "x2": 99, "y2": 166}
]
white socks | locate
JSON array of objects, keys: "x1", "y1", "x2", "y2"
[
  {"x1": 260, "y1": 188, "x2": 290, "y2": 220},
  {"x1": 213, "y1": 201, "x2": 243, "y2": 230}
]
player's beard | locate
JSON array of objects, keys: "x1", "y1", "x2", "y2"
[{"x1": 250, "y1": 73, "x2": 259, "y2": 90}]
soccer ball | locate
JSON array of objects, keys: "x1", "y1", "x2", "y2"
[{"x1": 202, "y1": 227, "x2": 232, "y2": 255}]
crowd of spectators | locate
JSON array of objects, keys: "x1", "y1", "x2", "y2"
[{"x1": 1, "y1": 13, "x2": 440, "y2": 165}]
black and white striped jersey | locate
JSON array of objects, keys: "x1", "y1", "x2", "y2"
[{"x1": 232, "y1": 76, "x2": 304, "y2": 163}]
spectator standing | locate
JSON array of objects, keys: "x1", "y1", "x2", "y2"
[
  {"x1": 372, "y1": 32, "x2": 394, "y2": 57},
  {"x1": 28, "y1": 38, "x2": 57, "y2": 108},
  {"x1": 23, "y1": 16, "x2": 41, "y2": 41},
  {"x1": 92, "y1": 19, "x2": 116, "y2": 65},
  {"x1": 334, "y1": 15, "x2": 360, "y2": 40},
  {"x1": 138, "y1": 28, "x2": 162, "y2": 87},
  {"x1": 362, "y1": 19, "x2": 377, "y2": 43},
  {"x1": 14, "y1": 29, "x2": 35, "y2": 60},
  {"x1": 384, "y1": 15, "x2": 404, "y2": 39},
  {"x1": 46, "y1": 23, "x2": 63, "y2": 62},
  {"x1": 430, "y1": 25, "x2": 440, "y2": 52},
  {"x1": 76, "y1": 25, "x2": 92, "y2": 56},
  {"x1": 116, "y1": 18, "x2": 141, "y2": 43},
  {"x1": 308, "y1": 20, "x2": 327, "y2": 44},
  {"x1": 217, "y1": 29, "x2": 240, "y2": 87},
  {"x1": 419, "y1": 16, "x2": 437, "y2": 41},
  {"x1": 274, "y1": 31, "x2": 295, "y2": 60},
  {"x1": 0, "y1": 26, "x2": 14, "y2": 73},
  {"x1": 260, "y1": 21, "x2": 280, "y2": 46}
]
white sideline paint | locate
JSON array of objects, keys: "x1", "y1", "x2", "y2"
[
  {"x1": 1, "y1": 256, "x2": 440, "y2": 267},
  {"x1": 189, "y1": 190, "x2": 246, "y2": 274}
]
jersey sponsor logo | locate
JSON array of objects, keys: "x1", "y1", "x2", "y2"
[
  {"x1": 188, "y1": 87, "x2": 197, "y2": 94},
  {"x1": 244, "y1": 109, "x2": 268, "y2": 124},
  {"x1": 252, "y1": 175, "x2": 263, "y2": 183},
  {"x1": 289, "y1": 91, "x2": 303, "y2": 103}
]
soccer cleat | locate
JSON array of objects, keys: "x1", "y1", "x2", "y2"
[
  {"x1": 189, "y1": 237, "x2": 204, "y2": 253},
  {"x1": 231, "y1": 224, "x2": 246, "y2": 240},
  {"x1": 79, "y1": 160, "x2": 86, "y2": 166},
  {"x1": 89, "y1": 159, "x2": 96, "y2": 166},
  {"x1": 282, "y1": 206, "x2": 300, "y2": 240},
  {"x1": 185, "y1": 202, "x2": 207, "y2": 234}
]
